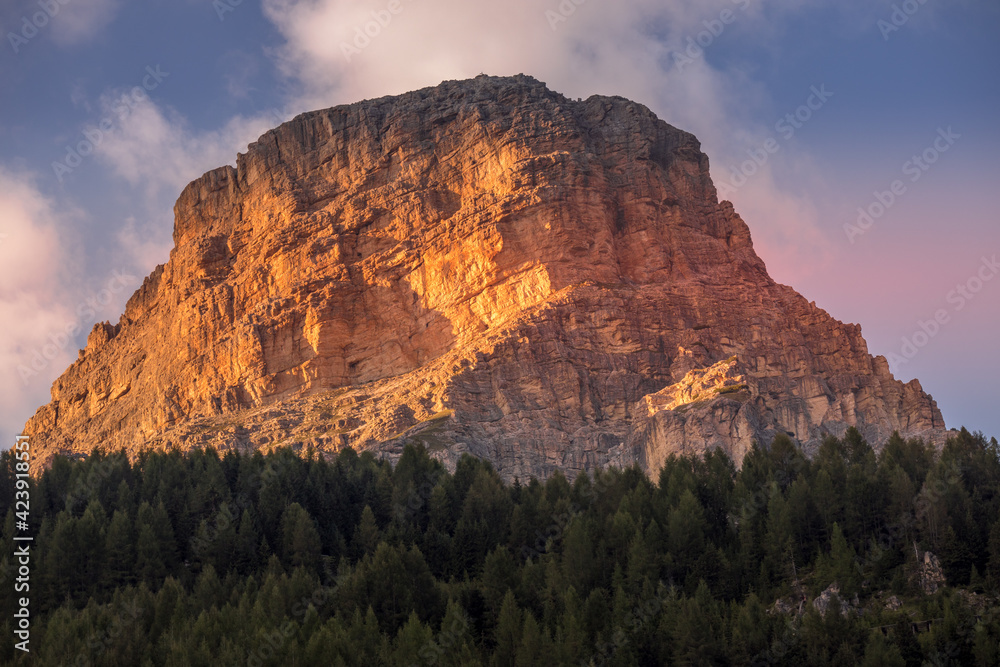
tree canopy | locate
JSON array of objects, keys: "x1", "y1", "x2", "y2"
[{"x1": 1, "y1": 427, "x2": 998, "y2": 665}]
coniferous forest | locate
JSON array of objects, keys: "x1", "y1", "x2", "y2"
[{"x1": 2, "y1": 428, "x2": 999, "y2": 666}]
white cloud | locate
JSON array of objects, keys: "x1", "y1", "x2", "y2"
[
  {"x1": 259, "y1": 0, "x2": 831, "y2": 281},
  {"x1": 50, "y1": 0, "x2": 122, "y2": 46},
  {"x1": 217, "y1": 50, "x2": 261, "y2": 101},
  {"x1": 114, "y1": 214, "x2": 173, "y2": 276},
  {"x1": 74, "y1": 0, "x2": 832, "y2": 292},
  {"x1": 82, "y1": 95, "x2": 291, "y2": 318},
  {"x1": 0, "y1": 169, "x2": 78, "y2": 446},
  {"x1": 0, "y1": 80, "x2": 287, "y2": 446},
  {"x1": 0, "y1": 167, "x2": 149, "y2": 449},
  {"x1": 92, "y1": 94, "x2": 288, "y2": 198}
]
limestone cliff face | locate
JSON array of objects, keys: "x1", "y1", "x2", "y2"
[{"x1": 23, "y1": 75, "x2": 948, "y2": 479}]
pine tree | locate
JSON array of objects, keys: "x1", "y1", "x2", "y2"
[
  {"x1": 667, "y1": 489, "x2": 707, "y2": 586},
  {"x1": 354, "y1": 505, "x2": 380, "y2": 557},
  {"x1": 392, "y1": 611, "x2": 434, "y2": 665},
  {"x1": 516, "y1": 611, "x2": 547, "y2": 666},
  {"x1": 136, "y1": 501, "x2": 177, "y2": 585},
  {"x1": 234, "y1": 509, "x2": 260, "y2": 574},
  {"x1": 493, "y1": 590, "x2": 522, "y2": 667},
  {"x1": 729, "y1": 593, "x2": 769, "y2": 664},
  {"x1": 482, "y1": 545, "x2": 518, "y2": 620},
  {"x1": 626, "y1": 525, "x2": 656, "y2": 592},
  {"x1": 354, "y1": 606, "x2": 387, "y2": 662},
  {"x1": 765, "y1": 488, "x2": 794, "y2": 584},
  {"x1": 861, "y1": 629, "x2": 906, "y2": 667},
  {"x1": 10, "y1": 433, "x2": 1000, "y2": 665},
  {"x1": 77, "y1": 499, "x2": 108, "y2": 595},
  {"x1": 435, "y1": 599, "x2": 480, "y2": 667},
  {"x1": 208, "y1": 501, "x2": 239, "y2": 572},
  {"x1": 104, "y1": 508, "x2": 135, "y2": 589},
  {"x1": 672, "y1": 580, "x2": 723, "y2": 666},
  {"x1": 561, "y1": 518, "x2": 594, "y2": 592},
  {"x1": 987, "y1": 519, "x2": 1000, "y2": 593},
  {"x1": 303, "y1": 623, "x2": 340, "y2": 665},
  {"x1": 194, "y1": 564, "x2": 223, "y2": 610},
  {"x1": 819, "y1": 522, "x2": 859, "y2": 596},
  {"x1": 555, "y1": 587, "x2": 586, "y2": 665},
  {"x1": 280, "y1": 503, "x2": 322, "y2": 570}
]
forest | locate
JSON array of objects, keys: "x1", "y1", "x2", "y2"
[{"x1": 1, "y1": 427, "x2": 999, "y2": 665}]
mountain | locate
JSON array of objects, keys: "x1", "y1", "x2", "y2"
[{"x1": 23, "y1": 74, "x2": 949, "y2": 479}]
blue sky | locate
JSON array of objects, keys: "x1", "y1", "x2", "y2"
[{"x1": 1, "y1": 0, "x2": 998, "y2": 449}]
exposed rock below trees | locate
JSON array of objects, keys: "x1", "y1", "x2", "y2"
[
  {"x1": 812, "y1": 583, "x2": 856, "y2": 618},
  {"x1": 23, "y1": 75, "x2": 951, "y2": 479},
  {"x1": 917, "y1": 552, "x2": 947, "y2": 595}
]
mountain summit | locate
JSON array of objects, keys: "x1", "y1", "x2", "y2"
[{"x1": 24, "y1": 75, "x2": 948, "y2": 478}]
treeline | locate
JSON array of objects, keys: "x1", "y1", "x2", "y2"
[{"x1": 1, "y1": 427, "x2": 999, "y2": 665}]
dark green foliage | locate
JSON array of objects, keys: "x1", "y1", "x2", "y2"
[{"x1": 0, "y1": 429, "x2": 997, "y2": 665}]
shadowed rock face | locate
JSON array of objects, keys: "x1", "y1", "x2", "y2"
[{"x1": 23, "y1": 74, "x2": 949, "y2": 479}]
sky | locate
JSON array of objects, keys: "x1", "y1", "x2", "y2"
[{"x1": 0, "y1": 0, "x2": 997, "y2": 449}]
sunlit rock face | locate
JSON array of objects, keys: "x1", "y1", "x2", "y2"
[{"x1": 24, "y1": 75, "x2": 949, "y2": 479}]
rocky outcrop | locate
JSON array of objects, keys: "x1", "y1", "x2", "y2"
[
  {"x1": 916, "y1": 551, "x2": 947, "y2": 595},
  {"x1": 23, "y1": 74, "x2": 950, "y2": 479},
  {"x1": 811, "y1": 583, "x2": 857, "y2": 618}
]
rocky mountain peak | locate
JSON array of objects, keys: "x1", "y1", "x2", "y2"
[{"x1": 24, "y1": 75, "x2": 948, "y2": 478}]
